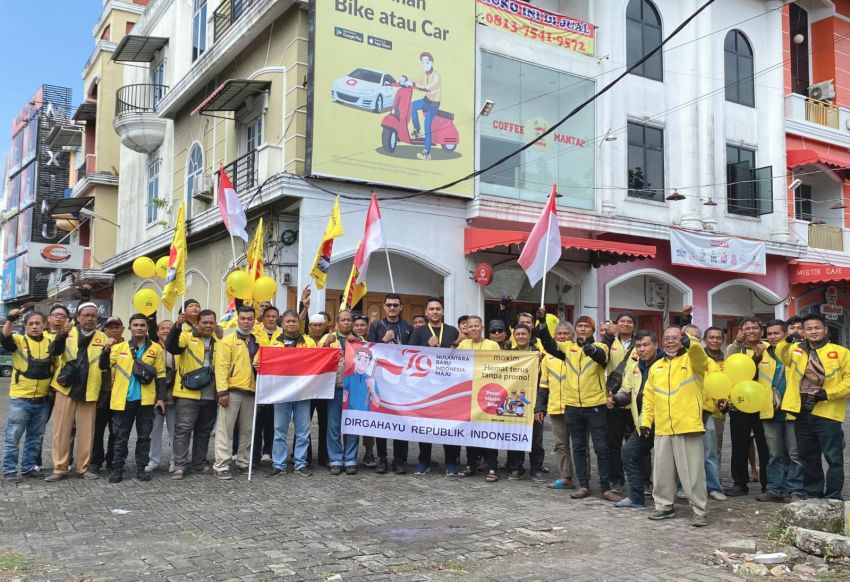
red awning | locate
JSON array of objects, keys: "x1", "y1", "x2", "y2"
[
  {"x1": 464, "y1": 228, "x2": 656, "y2": 260},
  {"x1": 789, "y1": 261, "x2": 850, "y2": 285},
  {"x1": 787, "y1": 148, "x2": 850, "y2": 170}
]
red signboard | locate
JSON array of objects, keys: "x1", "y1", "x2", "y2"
[{"x1": 789, "y1": 262, "x2": 850, "y2": 285}]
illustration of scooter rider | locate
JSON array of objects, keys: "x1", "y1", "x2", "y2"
[{"x1": 407, "y1": 51, "x2": 441, "y2": 161}]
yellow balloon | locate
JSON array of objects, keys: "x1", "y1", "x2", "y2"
[
  {"x1": 730, "y1": 380, "x2": 767, "y2": 414},
  {"x1": 155, "y1": 257, "x2": 169, "y2": 279},
  {"x1": 724, "y1": 353, "x2": 757, "y2": 386},
  {"x1": 226, "y1": 270, "x2": 254, "y2": 300},
  {"x1": 252, "y1": 276, "x2": 277, "y2": 303},
  {"x1": 133, "y1": 288, "x2": 159, "y2": 316},
  {"x1": 704, "y1": 372, "x2": 732, "y2": 401},
  {"x1": 132, "y1": 257, "x2": 156, "y2": 279}
]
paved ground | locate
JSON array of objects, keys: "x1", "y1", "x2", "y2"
[{"x1": 0, "y1": 380, "x2": 846, "y2": 581}]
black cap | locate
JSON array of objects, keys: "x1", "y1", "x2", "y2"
[
  {"x1": 488, "y1": 320, "x2": 506, "y2": 332},
  {"x1": 183, "y1": 299, "x2": 201, "y2": 310}
]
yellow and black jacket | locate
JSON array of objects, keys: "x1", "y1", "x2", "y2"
[
  {"x1": 49, "y1": 327, "x2": 109, "y2": 402},
  {"x1": 214, "y1": 331, "x2": 259, "y2": 395},
  {"x1": 165, "y1": 325, "x2": 217, "y2": 400},
  {"x1": 101, "y1": 339, "x2": 167, "y2": 411},
  {"x1": 537, "y1": 324, "x2": 609, "y2": 408},
  {"x1": 777, "y1": 339, "x2": 850, "y2": 422},
  {"x1": 0, "y1": 332, "x2": 55, "y2": 399}
]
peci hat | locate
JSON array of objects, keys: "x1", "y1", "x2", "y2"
[{"x1": 309, "y1": 314, "x2": 326, "y2": 325}]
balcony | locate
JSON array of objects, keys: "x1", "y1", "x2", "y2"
[
  {"x1": 213, "y1": 0, "x2": 258, "y2": 42},
  {"x1": 785, "y1": 93, "x2": 850, "y2": 147},
  {"x1": 219, "y1": 149, "x2": 258, "y2": 194},
  {"x1": 809, "y1": 222, "x2": 845, "y2": 252},
  {"x1": 112, "y1": 84, "x2": 169, "y2": 154}
]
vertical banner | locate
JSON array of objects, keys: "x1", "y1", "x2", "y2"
[{"x1": 341, "y1": 342, "x2": 539, "y2": 451}]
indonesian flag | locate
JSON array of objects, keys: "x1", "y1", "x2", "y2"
[
  {"x1": 256, "y1": 347, "x2": 338, "y2": 404},
  {"x1": 217, "y1": 164, "x2": 249, "y2": 241},
  {"x1": 517, "y1": 185, "x2": 561, "y2": 287},
  {"x1": 353, "y1": 193, "x2": 385, "y2": 284}
]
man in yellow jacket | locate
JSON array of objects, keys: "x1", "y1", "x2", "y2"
[
  {"x1": 640, "y1": 326, "x2": 709, "y2": 526},
  {"x1": 99, "y1": 314, "x2": 166, "y2": 483},
  {"x1": 778, "y1": 313, "x2": 850, "y2": 500},
  {"x1": 213, "y1": 305, "x2": 259, "y2": 480},
  {"x1": 45, "y1": 302, "x2": 108, "y2": 482}
]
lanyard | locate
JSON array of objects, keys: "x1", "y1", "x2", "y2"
[{"x1": 428, "y1": 324, "x2": 444, "y2": 346}]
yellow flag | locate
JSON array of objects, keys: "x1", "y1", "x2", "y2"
[
  {"x1": 162, "y1": 202, "x2": 187, "y2": 310},
  {"x1": 246, "y1": 217, "x2": 264, "y2": 281},
  {"x1": 310, "y1": 196, "x2": 344, "y2": 289},
  {"x1": 341, "y1": 262, "x2": 367, "y2": 311}
]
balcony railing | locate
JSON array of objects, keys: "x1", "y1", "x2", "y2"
[
  {"x1": 805, "y1": 98, "x2": 839, "y2": 129},
  {"x1": 809, "y1": 222, "x2": 844, "y2": 252},
  {"x1": 213, "y1": 0, "x2": 257, "y2": 42},
  {"x1": 219, "y1": 149, "x2": 257, "y2": 194},
  {"x1": 115, "y1": 84, "x2": 169, "y2": 116}
]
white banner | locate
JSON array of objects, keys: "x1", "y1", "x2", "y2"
[
  {"x1": 670, "y1": 229, "x2": 766, "y2": 274},
  {"x1": 26, "y1": 242, "x2": 84, "y2": 270}
]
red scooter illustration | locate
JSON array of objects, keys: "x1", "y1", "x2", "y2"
[{"x1": 380, "y1": 76, "x2": 460, "y2": 155}]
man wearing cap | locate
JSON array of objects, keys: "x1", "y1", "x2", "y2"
[
  {"x1": 45, "y1": 302, "x2": 108, "y2": 481},
  {"x1": 488, "y1": 320, "x2": 509, "y2": 349},
  {"x1": 603, "y1": 310, "x2": 639, "y2": 494},
  {"x1": 181, "y1": 299, "x2": 202, "y2": 332},
  {"x1": 91, "y1": 316, "x2": 124, "y2": 473}
]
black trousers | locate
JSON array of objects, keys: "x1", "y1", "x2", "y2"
[
  {"x1": 507, "y1": 420, "x2": 544, "y2": 472},
  {"x1": 111, "y1": 401, "x2": 154, "y2": 474},
  {"x1": 252, "y1": 404, "x2": 275, "y2": 463},
  {"x1": 729, "y1": 410, "x2": 768, "y2": 491},
  {"x1": 795, "y1": 410, "x2": 845, "y2": 499},
  {"x1": 418, "y1": 443, "x2": 460, "y2": 467},
  {"x1": 307, "y1": 399, "x2": 329, "y2": 466},
  {"x1": 566, "y1": 405, "x2": 610, "y2": 491},
  {"x1": 376, "y1": 438, "x2": 408, "y2": 464},
  {"x1": 607, "y1": 407, "x2": 634, "y2": 486},
  {"x1": 91, "y1": 407, "x2": 115, "y2": 470}
]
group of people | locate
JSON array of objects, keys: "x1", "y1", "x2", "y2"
[{"x1": 2, "y1": 292, "x2": 849, "y2": 528}]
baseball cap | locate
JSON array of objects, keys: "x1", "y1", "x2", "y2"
[
  {"x1": 104, "y1": 316, "x2": 123, "y2": 327},
  {"x1": 488, "y1": 320, "x2": 507, "y2": 332}
]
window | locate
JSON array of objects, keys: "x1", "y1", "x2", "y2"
[
  {"x1": 186, "y1": 143, "x2": 204, "y2": 212},
  {"x1": 150, "y1": 60, "x2": 165, "y2": 109},
  {"x1": 241, "y1": 115, "x2": 263, "y2": 155},
  {"x1": 726, "y1": 145, "x2": 773, "y2": 216},
  {"x1": 626, "y1": 0, "x2": 663, "y2": 82},
  {"x1": 192, "y1": 0, "x2": 207, "y2": 62},
  {"x1": 147, "y1": 152, "x2": 161, "y2": 226},
  {"x1": 790, "y1": 4, "x2": 809, "y2": 96},
  {"x1": 795, "y1": 184, "x2": 812, "y2": 222},
  {"x1": 627, "y1": 122, "x2": 664, "y2": 201},
  {"x1": 724, "y1": 30, "x2": 754, "y2": 107}
]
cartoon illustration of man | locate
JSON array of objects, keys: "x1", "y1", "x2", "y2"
[
  {"x1": 410, "y1": 52, "x2": 441, "y2": 161},
  {"x1": 343, "y1": 347, "x2": 381, "y2": 411}
]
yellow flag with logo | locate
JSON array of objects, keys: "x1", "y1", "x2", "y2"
[
  {"x1": 341, "y1": 262, "x2": 366, "y2": 311},
  {"x1": 162, "y1": 202, "x2": 187, "y2": 310},
  {"x1": 246, "y1": 217, "x2": 264, "y2": 281},
  {"x1": 310, "y1": 196, "x2": 344, "y2": 289}
]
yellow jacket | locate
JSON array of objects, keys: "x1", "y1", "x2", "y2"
[
  {"x1": 640, "y1": 341, "x2": 709, "y2": 436},
  {"x1": 778, "y1": 340, "x2": 850, "y2": 422},
  {"x1": 255, "y1": 327, "x2": 284, "y2": 346},
  {"x1": 214, "y1": 332, "x2": 259, "y2": 394},
  {"x1": 607, "y1": 336, "x2": 633, "y2": 373},
  {"x1": 540, "y1": 355, "x2": 569, "y2": 415},
  {"x1": 170, "y1": 330, "x2": 217, "y2": 400},
  {"x1": 618, "y1": 354, "x2": 645, "y2": 427},
  {"x1": 547, "y1": 339, "x2": 610, "y2": 408},
  {"x1": 7, "y1": 333, "x2": 54, "y2": 399},
  {"x1": 107, "y1": 340, "x2": 166, "y2": 411},
  {"x1": 754, "y1": 347, "x2": 785, "y2": 421},
  {"x1": 51, "y1": 327, "x2": 108, "y2": 402}
]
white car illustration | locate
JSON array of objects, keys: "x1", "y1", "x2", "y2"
[{"x1": 331, "y1": 68, "x2": 398, "y2": 113}]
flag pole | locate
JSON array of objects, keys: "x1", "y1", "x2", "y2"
[
  {"x1": 229, "y1": 235, "x2": 238, "y2": 265},
  {"x1": 540, "y1": 208, "x2": 551, "y2": 309},
  {"x1": 248, "y1": 400, "x2": 258, "y2": 482},
  {"x1": 384, "y1": 246, "x2": 395, "y2": 293}
]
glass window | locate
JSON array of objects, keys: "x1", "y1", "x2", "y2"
[
  {"x1": 186, "y1": 143, "x2": 204, "y2": 214},
  {"x1": 192, "y1": 0, "x2": 207, "y2": 62},
  {"x1": 245, "y1": 115, "x2": 263, "y2": 153},
  {"x1": 19, "y1": 163, "x2": 36, "y2": 210},
  {"x1": 790, "y1": 4, "x2": 809, "y2": 96},
  {"x1": 147, "y1": 151, "x2": 161, "y2": 226},
  {"x1": 626, "y1": 0, "x2": 663, "y2": 82},
  {"x1": 151, "y1": 61, "x2": 165, "y2": 109},
  {"x1": 7, "y1": 174, "x2": 20, "y2": 214},
  {"x1": 627, "y1": 122, "x2": 665, "y2": 201},
  {"x1": 724, "y1": 30, "x2": 755, "y2": 107},
  {"x1": 16, "y1": 208, "x2": 32, "y2": 255},
  {"x1": 478, "y1": 52, "x2": 596, "y2": 210},
  {"x1": 727, "y1": 145, "x2": 773, "y2": 216},
  {"x1": 795, "y1": 184, "x2": 812, "y2": 222}
]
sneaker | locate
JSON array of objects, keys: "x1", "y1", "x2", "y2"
[
  {"x1": 691, "y1": 513, "x2": 709, "y2": 527},
  {"x1": 755, "y1": 492, "x2": 785, "y2": 503},
  {"x1": 135, "y1": 472, "x2": 152, "y2": 483},
  {"x1": 723, "y1": 485, "x2": 748, "y2": 497},
  {"x1": 375, "y1": 459, "x2": 388, "y2": 475},
  {"x1": 44, "y1": 473, "x2": 67, "y2": 483},
  {"x1": 78, "y1": 471, "x2": 99, "y2": 480},
  {"x1": 261, "y1": 453, "x2": 271, "y2": 462},
  {"x1": 216, "y1": 471, "x2": 233, "y2": 481},
  {"x1": 708, "y1": 490, "x2": 727, "y2": 501},
  {"x1": 295, "y1": 467, "x2": 313, "y2": 477},
  {"x1": 392, "y1": 463, "x2": 407, "y2": 475},
  {"x1": 790, "y1": 492, "x2": 810, "y2": 501},
  {"x1": 109, "y1": 472, "x2": 123, "y2": 484},
  {"x1": 614, "y1": 497, "x2": 645, "y2": 508},
  {"x1": 414, "y1": 463, "x2": 430, "y2": 476},
  {"x1": 345, "y1": 466, "x2": 358, "y2": 475},
  {"x1": 601, "y1": 490, "x2": 625, "y2": 503},
  {"x1": 507, "y1": 470, "x2": 524, "y2": 480},
  {"x1": 529, "y1": 471, "x2": 546, "y2": 482},
  {"x1": 362, "y1": 455, "x2": 377, "y2": 468},
  {"x1": 610, "y1": 482, "x2": 625, "y2": 494},
  {"x1": 144, "y1": 463, "x2": 158, "y2": 474},
  {"x1": 329, "y1": 466, "x2": 342, "y2": 476},
  {"x1": 570, "y1": 487, "x2": 590, "y2": 499},
  {"x1": 3, "y1": 473, "x2": 19, "y2": 483},
  {"x1": 416, "y1": 151, "x2": 431, "y2": 161},
  {"x1": 445, "y1": 464, "x2": 459, "y2": 477},
  {"x1": 648, "y1": 508, "x2": 676, "y2": 520},
  {"x1": 21, "y1": 469, "x2": 44, "y2": 479},
  {"x1": 676, "y1": 490, "x2": 688, "y2": 500},
  {"x1": 269, "y1": 468, "x2": 287, "y2": 477}
]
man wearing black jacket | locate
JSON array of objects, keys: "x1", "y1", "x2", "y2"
[
  {"x1": 408, "y1": 297, "x2": 460, "y2": 476},
  {"x1": 366, "y1": 293, "x2": 413, "y2": 474}
]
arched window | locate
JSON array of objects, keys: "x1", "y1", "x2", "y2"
[
  {"x1": 626, "y1": 0, "x2": 663, "y2": 81},
  {"x1": 725, "y1": 30, "x2": 754, "y2": 107},
  {"x1": 185, "y1": 143, "x2": 204, "y2": 215}
]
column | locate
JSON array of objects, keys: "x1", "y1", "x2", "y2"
[{"x1": 766, "y1": 0, "x2": 792, "y2": 242}]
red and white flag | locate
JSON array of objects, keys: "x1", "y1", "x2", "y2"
[
  {"x1": 255, "y1": 347, "x2": 338, "y2": 404},
  {"x1": 353, "y1": 193, "x2": 386, "y2": 284},
  {"x1": 517, "y1": 185, "x2": 561, "y2": 287},
  {"x1": 217, "y1": 164, "x2": 249, "y2": 241}
]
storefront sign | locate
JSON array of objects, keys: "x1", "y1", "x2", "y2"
[
  {"x1": 789, "y1": 262, "x2": 850, "y2": 285},
  {"x1": 476, "y1": 0, "x2": 595, "y2": 57},
  {"x1": 820, "y1": 286, "x2": 844, "y2": 320},
  {"x1": 670, "y1": 229, "x2": 766, "y2": 275},
  {"x1": 26, "y1": 242, "x2": 84, "y2": 270}
]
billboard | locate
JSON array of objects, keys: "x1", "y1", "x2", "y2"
[
  {"x1": 27, "y1": 242, "x2": 85, "y2": 270},
  {"x1": 310, "y1": 0, "x2": 475, "y2": 197}
]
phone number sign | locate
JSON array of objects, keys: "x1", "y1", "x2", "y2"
[{"x1": 476, "y1": 0, "x2": 595, "y2": 57}]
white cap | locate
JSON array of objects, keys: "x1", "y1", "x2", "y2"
[{"x1": 309, "y1": 314, "x2": 326, "y2": 325}]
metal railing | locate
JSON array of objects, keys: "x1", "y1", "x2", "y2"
[
  {"x1": 809, "y1": 222, "x2": 844, "y2": 252},
  {"x1": 115, "y1": 84, "x2": 169, "y2": 116},
  {"x1": 805, "y1": 98, "x2": 839, "y2": 129},
  {"x1": 218, "y1": 149, "x2": 257, "y2": 194},
  {"x1": 213, "y1": 0, "x2": 257, "y2": 42}
]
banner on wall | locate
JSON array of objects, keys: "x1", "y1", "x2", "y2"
[
  {"x1": 475, "y1": 0, "x2": 595, "y2": 57},
  {"x1": 310, "y1": 0, "x2": 475, "y2": 197},
  {"x1": 341, "y1": 341, "x2": 539, "y2": 451},
  {"x1": 670, "y1": 229, "x2": 766, "y2": 275}
]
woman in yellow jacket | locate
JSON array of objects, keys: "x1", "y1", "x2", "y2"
[{"x1": 1, "y1": 309, "x2": 55, "y2": 481}]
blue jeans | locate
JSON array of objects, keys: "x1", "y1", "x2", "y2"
[
  {"x1": 763, "y1": 416, "x2": 805, "y2": 497},
  {"x1": 794, "y1": 410, "x2": 843, "y2": 499},
  {"x1": 565, "y1": 405, "x2": 610, "y2": 491},
  {"x1": 272, "y1": 400, "x2": 311, "y2": 470},
  {"x1": 702, "y1": 413, "x2": 723, "y2": 493},
  {"x1": 411, "y1": 98, "x2": 439, "y2": 153},
  {"x1": 327, "y1": 389, "x2": 358, "y2": 467},
  {"x1": 3, "y1": 398, "x2": 51, "y2": 475}
]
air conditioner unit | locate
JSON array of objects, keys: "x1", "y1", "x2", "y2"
[
  {"x1": 191, "y1": 174, "x2": 213, "y2": 202},
  {"x1": 809, "y1": 80, "x2": 836, "y2": 102}
]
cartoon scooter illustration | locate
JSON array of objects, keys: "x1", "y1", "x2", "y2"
[{"x1": 380, "y1": 76, "x2": 460, "y2": 155}]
